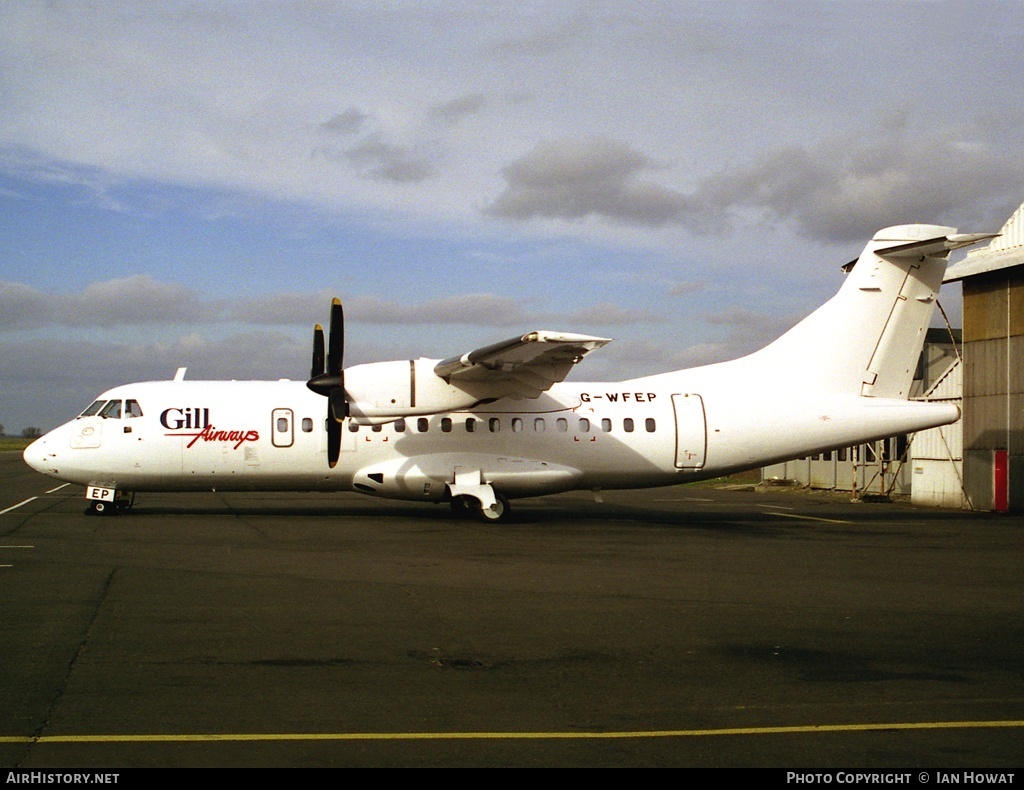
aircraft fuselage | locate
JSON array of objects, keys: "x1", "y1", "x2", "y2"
[{"x1": 24, "y1": 372, "x2": 957, "y2": 506}]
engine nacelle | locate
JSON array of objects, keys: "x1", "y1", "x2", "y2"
[{"x1": 343, "y1": 358, "x2": 483, "y2": 422}]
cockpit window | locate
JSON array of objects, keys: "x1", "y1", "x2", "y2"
[
  {"x1": 79, "y1": 400, "x2": 107, "y2": 418},
  {"x1": 99, "y1": 400, "x2": 122, "y2": 419},
  {"x1": 126, "y1": 399, "x2": 143, "y2": 418}
]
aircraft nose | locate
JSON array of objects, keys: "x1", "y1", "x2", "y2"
[{"x1": 23, "y1": 435, "x2": 54, "y2": 475}]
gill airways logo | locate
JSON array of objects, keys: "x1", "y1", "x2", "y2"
[{"x1": 160, "y1": 408, "x2": 259, "y2": 450}]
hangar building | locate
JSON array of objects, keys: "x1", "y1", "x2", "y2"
[
  {"x1": 942, "y1": 204, "x2": 1024, "y2": 512},
  {"x1": 763, "y1": 201, "x2": 1024, "y2": 513}
]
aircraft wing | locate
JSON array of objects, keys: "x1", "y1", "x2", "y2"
[{"x1": 433, "y1": 331, "x2": 611, "y2": 399}]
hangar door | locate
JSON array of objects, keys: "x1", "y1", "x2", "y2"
[{"x1": 672, "y1": 393, "x2": 707, "y2": 469}]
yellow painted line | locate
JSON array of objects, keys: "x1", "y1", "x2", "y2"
[
  {"x1": 764, "y1": 511, "x2": 852, "y2": 525},
  {"x1": 3, "y1": 720, "x2": 1024, "y2": 744}
]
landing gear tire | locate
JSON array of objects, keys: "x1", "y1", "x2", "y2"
[
  {"x1": 476, "y1": 494, "x2": 510, "y2": 523},
  {"x1": 87, "y1": 500, "x2": 114, "y2": 516},
  {"x1": 450, "y1": 496, "x2": 476, "y2": 518}
]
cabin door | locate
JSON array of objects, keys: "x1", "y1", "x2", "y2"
[
  {"x1": 271, "y1": 408, "x2": 294, "y2": 448},
  {"x1": 672, "y1": 393, "x2": 707, "y2": 469}
]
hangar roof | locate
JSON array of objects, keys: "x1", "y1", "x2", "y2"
[{"x1": 944, "y1": 200, "x2": 1024, "y2": 283}]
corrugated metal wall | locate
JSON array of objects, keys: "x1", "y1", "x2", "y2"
[
  {"x1": 910, "y1": 360, "x2": 966, "y2": 509},
  {"x1": 957, "y1": 206, "x2": 1024, "y2": 512}
]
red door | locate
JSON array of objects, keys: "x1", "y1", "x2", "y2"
[{"x1": 994, "y1": 449, "x2": 1009, "y2": 513}]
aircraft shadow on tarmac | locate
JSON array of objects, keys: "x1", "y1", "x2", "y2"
[{"x1": 79, "y1": 491, "x2": 999, "y2": 533}]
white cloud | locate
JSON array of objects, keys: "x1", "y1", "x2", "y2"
[
  {"x1": 484, "y1": 124, "x2": 1024, "y2": 242},
  {"x1": 487, "y1": 137, "x2": 690, "y2": 226},
  {"x1": 320, "y1": 108, "x2": 370, "y2": 136},
  {"x1": 0, "y1": 277, "x2": 208, "y2": 329},
  {"x1": 1, "y1": 279, "x2": 664, "y2": 331},
  {"x1": 1, "y1": 3, "x2": 1021, "y2": 243},
  {"x1": 690, "y1": 124, "x2": 1024, "y2": 242},
  {"x1": 0, "y1": 280, "x2": 51, "y2": 330},
  {"x1": 427, "y1": 93, "x2": 489, "y2": 126}
]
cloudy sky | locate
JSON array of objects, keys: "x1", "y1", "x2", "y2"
[{"x1": 2, "y1": 1, "x2": 1023, "y2": 433}]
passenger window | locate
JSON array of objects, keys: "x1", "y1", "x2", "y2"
[
  {"x1": 511, "y1": 418, "x2": 523, "y2": 433},
  {"x1": 645, "y1": 418, "x2": 656, "y2": 432},
  {"x1": 126, "y1": 400, "x2": 143, "y2": 418},
  {"x1": 100, "y1": 400, "x2": 122, "y2": 419},
  {"x1": 372, "y1": 424, "x2": 383, "y2": 433},
  {"x1": 534, "y1": 418, "x2": 545, "y2": 432},
  {"x1": 394, "y1": 418, "x2": 406, "y2": 432},
  {"x1": 348, "y1": 421, "x2": 359, "y2": 432},
  {"x1": 465, "y1": 418, "x2": 476, "y2": 433},
  {"x1": 556, "y1": 418, "x2": 568, "y2": 432},
  {"x1": 441, "y1": 418, "x2": 452, "y2": 433},
  {"x1": 302, "y1": 418, "x2": 313, "y2": 432},
  {"x1": 417, "y1": 417, "x2": 429, "y2": 433},
  {"x1": 277, "y1": 417, "x2": 288, "y2": 432},
  {"x1": 623, "y1": 418, "x2": 634, "y2": 433},
  {"x1": 601, "y1": 418, "x2": 612, "y2": 432},
  {"x1": 489, "y1": 418, "x2": 501, "y2": 433},
  {"x1": 579, "y1": 418, "x2": 590, "y2": 433},
  {"x1": 79, "y1": 400, "x2": 106, "y2": 418}
]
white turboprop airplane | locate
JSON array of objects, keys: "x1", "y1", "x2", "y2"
[{"x1": 23, "y1": 224, "x2": 993, "y2": 521}]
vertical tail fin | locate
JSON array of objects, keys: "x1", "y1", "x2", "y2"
[{"x1": 750, "y1": 225, "x2": 995, "y2": 398}]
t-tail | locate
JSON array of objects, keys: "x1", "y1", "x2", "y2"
[
  {"x1": 746, "y1": 224, "x2": 995, "y2": 397},
  {"x1": 639, "y1": 224, "x2": 997, "y2": 473}
]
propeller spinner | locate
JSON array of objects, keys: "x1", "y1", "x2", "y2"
[{"x1": 306, "y1": 298, "x2": 348, "y2": 467}]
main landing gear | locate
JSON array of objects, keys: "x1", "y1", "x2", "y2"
[
  {"x1": 450, "y1": 493, "x2": 511, "y2": 523},
  {"x1": 447, "y1": 467, "x2": 511, "y2": 523}
]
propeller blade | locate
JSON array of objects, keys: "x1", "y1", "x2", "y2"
[
  {"x1": 329, "y1": 388, "x2": 350, "y2": 421},
  {"x1": 327, "y1": 418, "x2": 341, "y2": 468},
  {"x1": 311, "y1": 324, "x2": 325, "y2": 380},
  {"x1": 306, "y1": 297, "x2": 349, "y2": 470},
  {"x1": 327, "y1": 297, "x2": 344, "y2": 375}
]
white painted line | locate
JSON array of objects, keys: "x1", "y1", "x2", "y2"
[
  {"x1": 765, "y1": 511, "x2": 852, "y2": 525},
  {"x1": 0, "y1": 497, "x2": 37, "y2": 515},
  {"x1": 0, "y1": 545, "x2": 34, "y2": 549},
  {"x1": 46, "y1": 483, "x2": 70, "y2": 493}
]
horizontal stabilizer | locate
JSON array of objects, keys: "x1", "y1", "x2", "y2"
[{"x1": 875, "y1": 232, "x2": 999, "y2": 260}]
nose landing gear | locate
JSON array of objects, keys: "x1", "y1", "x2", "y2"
[{"x1": 85, "y1": 491, "x2": 135, "y2": 516}]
